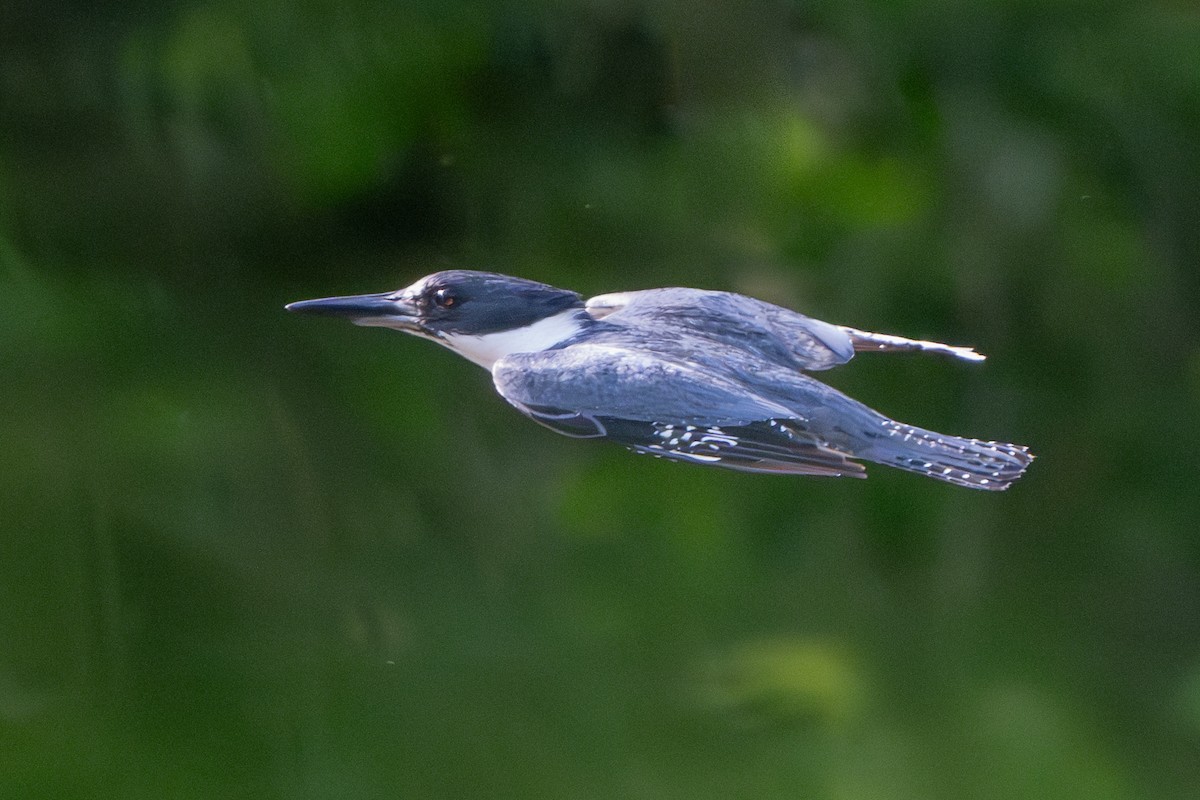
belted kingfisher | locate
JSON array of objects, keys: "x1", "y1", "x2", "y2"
[{"x1": 287, "y1": 270, "x2": 1032, "y2": 489}]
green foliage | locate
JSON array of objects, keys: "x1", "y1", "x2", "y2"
[{"x1": 2, "y1": 1, "x2": 1198, "y2": 798}]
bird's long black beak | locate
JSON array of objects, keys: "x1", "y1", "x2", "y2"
[{"x1": 285, "y1": 292, "x2": 422, "y2": 330}]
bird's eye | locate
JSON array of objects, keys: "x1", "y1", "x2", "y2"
[{"x1": 432, "y1": 288, "x2": 459, "y2": 309}]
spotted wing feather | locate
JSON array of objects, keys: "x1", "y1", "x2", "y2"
[
  {"x1": 493, "y1": 345, "x2": 865, "y2": 477},
  {"x1": 598, "y1": 417, "x2": 865, "y2": 477}
]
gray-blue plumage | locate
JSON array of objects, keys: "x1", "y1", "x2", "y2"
[{"x1": 287, "y1": 270, "x2": 1032, "y2": 489}]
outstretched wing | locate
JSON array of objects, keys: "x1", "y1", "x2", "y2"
[
  {"x1": 588, "y1": 288, "x2": 987, "y2": 369},
  {"x1": 492, "y1": 344, "x2": 865, "y2": 477},
  {"x1": 586, "y1": 288, "x2": 856, "y2": 371}
]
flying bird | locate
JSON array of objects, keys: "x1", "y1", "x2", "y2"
[{"x1": 287, "y1": 271, "x2": 1032, "y2": 489}]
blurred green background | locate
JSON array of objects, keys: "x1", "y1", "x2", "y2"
[{"x1": 3, "y1": 1, "x2": 1199, "y2": 797}]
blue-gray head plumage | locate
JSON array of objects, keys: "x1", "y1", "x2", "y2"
[
  {"x1": 286, "y1": 270, "x2": 585, "y2": 337},
  {"x1": 410, "y1": 270, "x2": 584, "y2": 335}
]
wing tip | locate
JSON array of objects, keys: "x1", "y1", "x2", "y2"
[
  {"x1": 954, "y1": 346, "x2": 987, "y2": 363},
  {"x1": 842, "y1": 327, "x2": 989, "y2": 363}
]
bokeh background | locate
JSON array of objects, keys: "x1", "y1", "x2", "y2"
[{"x1": 3, "y1": 1, "x2": 1199, "y2": 797}]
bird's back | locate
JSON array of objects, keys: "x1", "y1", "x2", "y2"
[{"x1": 585, "y1": 287, "x2": 855, "y2": 373}]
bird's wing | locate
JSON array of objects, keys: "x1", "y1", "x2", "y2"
[
  {"x1": 587, "y1": 288, "x2": 855, "y2": 371},
  {"x1": 838, "y1": 326, "x2": 986, "y2": 362},
  {"x1": 492, "y1": 344, "x2": 865, "y2": 477}
]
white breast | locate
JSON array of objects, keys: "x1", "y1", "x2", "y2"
[{"x1": 439, "y1": 310, "x2": 586, "y2": 370}]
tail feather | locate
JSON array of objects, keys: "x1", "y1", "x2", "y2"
[{"x1": 863, "y1": 420, "x2": 1033, "y2": 491}]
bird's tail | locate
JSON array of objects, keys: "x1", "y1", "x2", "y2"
[{"x1": 862, "y1": 420, "x2": 1033, "y2": 491}]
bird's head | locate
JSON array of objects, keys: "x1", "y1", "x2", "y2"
[
  {"x1": 287, "y1": 270, "x2": 588, "y2": 368},
  {"x1": 286, "y1": 270, "x2": 584, "y2": 338}
]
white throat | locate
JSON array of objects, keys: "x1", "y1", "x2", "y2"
[{"x1": 439, "y1": 309, "x2": 585, "y2": 370}]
